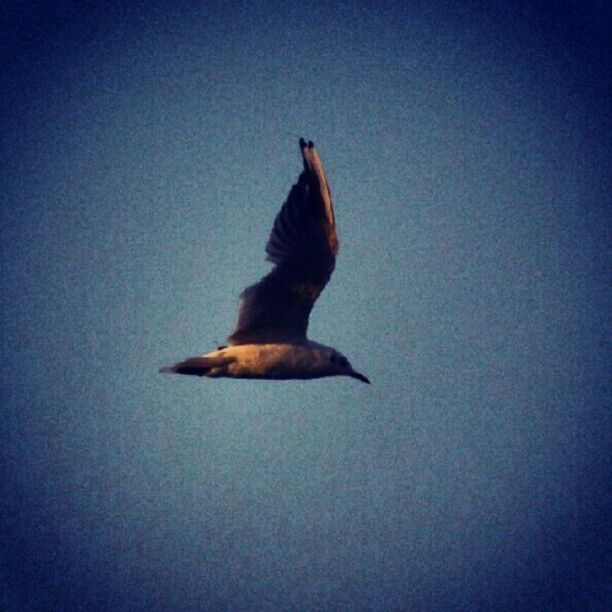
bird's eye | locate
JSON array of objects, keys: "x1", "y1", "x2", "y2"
[
  {"x1": 330, "y1": 354, "x2": 337, "y2": 363},
  {"x1": 339, "y1": 357, "x2": 348, "y2": 367}
]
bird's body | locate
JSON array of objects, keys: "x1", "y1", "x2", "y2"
[
  {"x1": 162, "y1": 341, "x2": 368, "y2": 382},
  {"x1": 161, "y1": 139, "x2": 369, "y2": 384}
]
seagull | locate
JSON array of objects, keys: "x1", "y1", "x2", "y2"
[{"x1": 160, "y1": 138, "x2": 370, "y2": 384}]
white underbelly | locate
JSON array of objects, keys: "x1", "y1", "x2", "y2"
[{"x1": 206, "y1": 343, "x2": 324, "y2": 380}]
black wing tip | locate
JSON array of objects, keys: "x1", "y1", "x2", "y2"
[{"x1": 299, "y1": 137, "x2": 315, "y2": 149}]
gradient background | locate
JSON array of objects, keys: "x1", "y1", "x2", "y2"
[{"x1": 1, "y1": 1, "x2": 610, "y2": 610}]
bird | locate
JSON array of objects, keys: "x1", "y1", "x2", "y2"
[{"x1": 160, "y1": 138, "x2": 370, "y2": 384}]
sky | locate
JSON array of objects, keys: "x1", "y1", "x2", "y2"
[{"x1": 1, "y1": 1, "x2": 610, "y2": 609}]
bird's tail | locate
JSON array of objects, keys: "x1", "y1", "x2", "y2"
[{"x1": 159, "y1": 355, "x2": 234, "y2": 377}]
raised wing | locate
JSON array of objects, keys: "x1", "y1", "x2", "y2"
[{"x1": 228, "y1": 139, "x2": 338, "y2": 345}]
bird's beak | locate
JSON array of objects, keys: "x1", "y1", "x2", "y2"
[{"x1": 349, "y1": 370, "x2": 370, "y2": 384}]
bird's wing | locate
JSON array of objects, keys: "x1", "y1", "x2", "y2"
[{"x1": 228, "y1": 139, "x2": 338, "y2": 345}]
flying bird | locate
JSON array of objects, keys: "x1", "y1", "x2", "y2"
[{"x1": 161, "y1": 138, "x2": 370, "y2": 383}]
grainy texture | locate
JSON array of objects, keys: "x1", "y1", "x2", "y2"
[{"x1": 1, "y1": 2, "x2": 610, "y2": 610}]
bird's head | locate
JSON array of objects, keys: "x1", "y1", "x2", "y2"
[{"x1": 327, "y1": 349, "x2": 370, "y2": 384}]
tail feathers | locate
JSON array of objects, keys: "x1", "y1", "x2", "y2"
[{"x1": 159, "y1": 355, "x2": 234, "y2": 377}]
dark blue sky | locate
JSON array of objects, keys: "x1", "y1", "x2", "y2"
[{"x1": 2, "y1": 2, "x2": 610, "y2": 609}]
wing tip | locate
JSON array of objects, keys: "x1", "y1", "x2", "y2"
[{"x1": 300, "y1": 137, "x2": 316, "y2": 171}]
